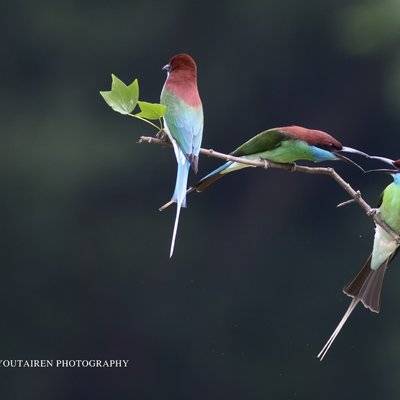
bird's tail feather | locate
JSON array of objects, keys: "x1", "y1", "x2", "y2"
[
  {"x1": 159, "y1": 161, "x2": 233, "y2": 211},
  {"x1": 193, "y1": 161, "x2": 233, "y2": 192},
  {"x1": 172, "y1": 158, "x2": 190, "y2": 208},
  {"x1": 317, "y1": 255, "x2": 388, "y2": 360},
  {"x1": 170, "y1": 203, "x2": 182, "y2": 258},
  {"x1": 169, "y1": 158, "x2": 191, "y2": 258},
  {"x1": 343, "y1": 255, "x2": 388, "y2": 313},
  {"x1": 317, "y1": 298, "x2": 359, "y2": 361}
]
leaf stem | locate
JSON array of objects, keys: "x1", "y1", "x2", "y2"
[{"x1": 128, "y1": 114, "x2": 161, "y2": 131}]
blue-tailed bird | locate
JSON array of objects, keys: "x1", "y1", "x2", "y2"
[
  {"x1": 160, "y1": 53, "x2": 203, "y2": 257},
  {"x1": 318, "y1": 158, "x2": 400, "y2": 360},
  {"x1": 159, "y1": 126, "x2": 367, "y2": 206}
]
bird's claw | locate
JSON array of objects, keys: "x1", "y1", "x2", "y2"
[
  {"x1": 367, "y1": 208, "x2": 378, "y2": 217},
  {"x1": 262, "y1": 159, "x2": 270, "y2": 169},
  {"x1": 156, "y1": 129, "x2": 167, "y2": 141}
]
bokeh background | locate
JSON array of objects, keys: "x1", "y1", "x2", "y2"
[{"x1": 2, "y1": 0, "x2": 400, "y2": 398}]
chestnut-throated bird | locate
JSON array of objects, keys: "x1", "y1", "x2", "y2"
[
  {"x1": 318, "y1": 158, "x2": 400, "y2": 361},
  {"x1": 159, "y1": 126, "x2": 367, "y2": 211},
  {"x1": 160, "y1": 54, "x2": 203, "y2": 257}
]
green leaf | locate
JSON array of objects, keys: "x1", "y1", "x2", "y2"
[
  {"x1": 135, "y1": 101, "x2": 166, "y2": 120},
  {"x1": 100, "y1": 74, "x2": 139, "y2": 115}
]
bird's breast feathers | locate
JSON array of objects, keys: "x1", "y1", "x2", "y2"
[
  {"x1": 371, "y1": 182, "x2": 400, "y2": 269},
  {"x1": 380, "y1": 182, "x2": 400, "y2": 233},
  {"x1": 371, "y1": 225, "x2": 398, "y2": 270}
]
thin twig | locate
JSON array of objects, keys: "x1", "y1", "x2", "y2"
[
  {"x1": 138, "y1": 135, "x2": 400, "y2": 243},
  {"x1": 337, "y1": 198, "x2": 356, "y2": 208}
]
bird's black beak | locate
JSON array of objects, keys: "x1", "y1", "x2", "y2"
[
  {"x1": 363, "y1": 155, "x2": 398, "y2": 173},
  {"x1": 365, "y1": 168, "x2": 399, "y2": 174},
  {"x1": 162, "y1": 63, "x2": 171, "y2": 72},
  {"x1": 337, "y1": 146, "x2": 371, "y2": 158},
  {"x1": 366, "y1": 155, "x2": 395, "y2": 165},
  {"x1": 333, "y1": 147, "x2": 365, "y2": 172}
]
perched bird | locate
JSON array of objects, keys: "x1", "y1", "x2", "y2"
[
  {"x1": 191, "y1": 126, "x2": 368, "y2": 192},
  {"x1": 318, "y1": 158, "x2": 400, "y2": 361},
  {"x1": 160, "y1": 53, "x2": 203, "y2": 257},
  {"x1": 159, "y1": 126, "x2": 366, "y2": 209}
]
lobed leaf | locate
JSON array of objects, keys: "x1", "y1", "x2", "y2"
[
  {"x1": 135, "y1": 101, "x2": 166, "y2": 120},
  {"x1": 100, "y1": 74, "x2": 139, "y2": 115}
]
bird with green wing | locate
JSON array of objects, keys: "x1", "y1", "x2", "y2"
[
  {"x1": 318, "y1": 158, "x2": 400, "y2": 360},
  {"x1": 159, "y1": 125, "x2": 367, "y2": 210}
]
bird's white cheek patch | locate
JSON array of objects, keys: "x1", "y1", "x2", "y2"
[{"x1": 371, "y1": 225, "x2": 398, "y2": 270}]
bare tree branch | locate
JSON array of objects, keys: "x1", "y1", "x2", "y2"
[{"x1": 138, "y1": 135, "x2": 400, "y2": 243}]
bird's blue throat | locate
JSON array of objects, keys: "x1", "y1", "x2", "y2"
[
  {"x1": 310, "y1": 146, "x2": 338, "y2": 162},
  {"x1": 391, "y1": 173, "x2": 400, "y2": 185}
]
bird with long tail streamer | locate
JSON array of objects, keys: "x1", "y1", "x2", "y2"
[
  {"x1": 160, "y1": 54, "x2": 203, "y2": 257},
  {"x1": 318, "y1": 158, "x2": 400, "y2": 360},
  {"x1": 159, "y1": 125, "x2": 368, "y2": 210}
]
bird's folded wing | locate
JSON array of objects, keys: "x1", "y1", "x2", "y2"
[
  {"x1": 164, "y1": 107, "x2": 203, "y2": 160},
  {"x1": 231, "y1": 128, "x2": 290, "y2": 157}
]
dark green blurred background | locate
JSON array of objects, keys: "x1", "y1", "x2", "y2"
[{"x1": 2, "y1": 0, "x2": 400, "y2": 398}]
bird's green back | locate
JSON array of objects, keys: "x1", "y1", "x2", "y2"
[
  {"x1": 231, "y1": 129, "x2": 288, "y2": 157},
  {"x1": 160, "y1": 87, "x2": 203, "y2": 157}
]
